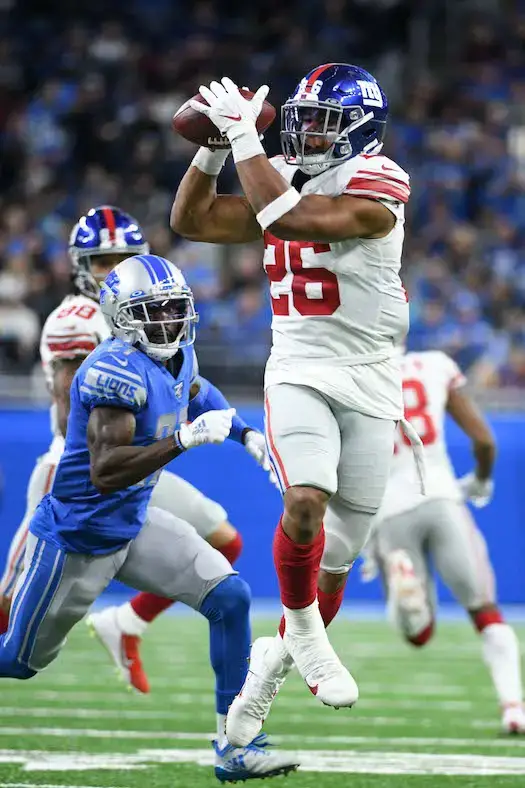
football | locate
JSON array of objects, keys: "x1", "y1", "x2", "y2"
[{"x1": 172, "y1": 88, "x2": 276, "y2": 149}]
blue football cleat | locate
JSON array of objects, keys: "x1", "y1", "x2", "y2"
[{"x1": 214, "y1": 732, "x2": 299, "y2": 782}]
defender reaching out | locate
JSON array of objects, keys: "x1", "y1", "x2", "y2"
[
  {"x1": 0, "y1": 206, "x2": 273, "y2": 697},
  {"x1": 0, "y1": 254, "x2": 299, "y2": 782}
]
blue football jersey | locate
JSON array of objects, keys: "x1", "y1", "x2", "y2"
[{"x1": 30, "y1": 337, "x2": 195, "y2": 553}]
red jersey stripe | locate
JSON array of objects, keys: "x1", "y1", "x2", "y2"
[
  {"x1": 47, "y1": 340, "x2": 97, "y2": 353},
  {"x1": 355, "y1": 169, "x2": 409, "y2": 187},
  {"x1": 345, "y1": 177, "x2": 410, "y2": 204}
]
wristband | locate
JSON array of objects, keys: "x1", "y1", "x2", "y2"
[
  {"x1": 229, "y1": 125, "x2": 265, "y2": 163},
  {"x1": 241, "y1": 427, "x2": 254, "y2": 445},
  {"x1": 256, "y1": 188, "x2": 302, "y2": 230},
  {"x1": 173, "y1": 428, "x2": 188, "y2": 452},
  {"x1": 191, "y1": 147, "x2": 230, "y2": 176}
]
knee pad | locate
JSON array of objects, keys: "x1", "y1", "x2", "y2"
[
  {"x1": 0, "y1": 648, "x2": 36, "y2": 680},
  {"x1": 321, "y1": 495, "x2": 376, "y2": 574},
  {"x1": 199, "y1": 574, "x2": 251, "y2": 623}
]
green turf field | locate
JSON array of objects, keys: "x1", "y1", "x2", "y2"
[{"x1": 1, "y1": 614, "x2": 525, "y2": 787}]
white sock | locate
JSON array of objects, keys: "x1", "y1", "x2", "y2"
[
  {"x1": 394, "y1": 604, "x2": 433, "y2": 639},
  {"x1": 115, "y1": 602, "x2": 149, "y2": 637},
  {"x1": 282, "y1": 599, "x2": 325, "y2": 636},
  {"x1": 271, "y1": 633, "x2": 295, "y2": 673},
  {"x1": 481, "y1": 623, "x2": 523, "y2": 706},
  {"x1": 216, "y1": 713, "x2": 228, "y2": 749}
]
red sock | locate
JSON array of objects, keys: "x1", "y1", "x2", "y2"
[
  {"x1": 318, "y1": 586, "x2": 345, "y2": 628},
  {"x1": 279, "y1": 585, "x2": 345, "y2": 636},
  {"x1": 274, "y1": 519, "x2": 325, "y2": 614},
  {"x1": 472, "y1": 608, "x2": 504, "y2": 632},
  {"x1": 0, "y1": 607, "x2": 9, "y2": 635},
  {"x1": 130, "y1": 531, "x2": 244, "y2": 624},
  {"x1": 131, "y1": 593, "x2": 173, "y2": 623},
  {"x1": 218, "y1": 532, "x2": 243, "y2": 565}
]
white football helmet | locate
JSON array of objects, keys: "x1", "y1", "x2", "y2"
[{"x1": 99, "y1": 254, "x2": 197, "y2": 362}]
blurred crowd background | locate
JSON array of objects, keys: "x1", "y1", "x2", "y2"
[{"x1": 0, "y1": 0, "x2": 524, "y2": 394}]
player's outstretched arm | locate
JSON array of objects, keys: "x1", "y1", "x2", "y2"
[
  {"x1": 53, "y1": 358, "x2": 85, "y2": 437},
  {"x1": 88, "y1": 407, "x2": 185, "y2": 495},
  {"x1": 189, "y1": 377, "x2": 251, "y2": 443},
  {"x1": 170, "y1": 155, "x2": 262, "y2": 245},
  {"x1": 189, "y1": 376, "x2": 272, "y2": 472},
  {"x1": 447, "y1": 387, "x2": 496, "y2": 481}
]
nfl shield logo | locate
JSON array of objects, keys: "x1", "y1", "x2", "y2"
[{"x1": 173, "y1": 381, "x2": 184, "y2": 400}]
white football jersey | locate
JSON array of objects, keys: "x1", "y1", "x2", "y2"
[
  {"x1": 263, "y1": 153, "x2": 410, "y2": 420},
  {"x1": 40, "y1": 294, "x2": 109, "y2": 437},
  {"x1": 378, "y1": 350, "x2": 467, "y2": 520}
]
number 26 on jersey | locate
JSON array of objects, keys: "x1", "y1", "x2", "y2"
[{"x1": 263, "y1": 232, "x2": 341, "y2": 317}]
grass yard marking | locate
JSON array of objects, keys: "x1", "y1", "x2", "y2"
[
  {"x1": 2, "y1": 730, "x2": 525, "y2": 750},
  {"x1": 0, "y1": 784, "x2": 125, "y2": 788},
  {"x1": 138, "y1": 747, "x2": 525, "y2": 775},
  {"x1": 2, "y1": 748, "x2": 525, "y2": 776},
  {"x1": 0, "y1": 711, "x2": 455, "y2": 728},
  {"x1": 0, "y1": 689, "x2": 486, "y2": 709}
]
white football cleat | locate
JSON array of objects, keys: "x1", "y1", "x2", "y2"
[
  {"x1": 214, "y1": 733, "x2": 299, "y2": 782},
  {"x1": 86, "y1": 606, "x2": 150, "y2": 694},
  {"x1": 502, "y1": 704, "x2": 525, "y2": 734},
  {"x1": 226, "y1": 636, "x2": 292, "y2": 748},
  {"x1": 386, "y1": 549, "x2": 432, "y2": 636},
  {"x1": 282, "y1": 624, "x2": 359, "y2": 709}
]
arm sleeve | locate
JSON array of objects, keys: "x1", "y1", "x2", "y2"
[
  {"x1": 188, "y1": 376, "x2": 250, "y2": 443},
  {"x1": 78, "y1": 356, "x2": 148, "y2": 414}
]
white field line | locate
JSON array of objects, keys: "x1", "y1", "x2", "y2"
[
  {"x1": 2, "y1": 748, "x2": 525, "y2": 776},
  {"x1": 0, "y1": 711, "x2": 437, "y2": 727},
  {"x1": 0, "y1": 784, "x2": 125, "y2": 788},
  {"x1": 10, "y1": 674, "x2": 482, "y2": 697},
  {"x1": 0, "y1": 694, "x2": 485, "y2": 712},
  {"x1": 138, "y1": 747, "x2": 525, "y2": 775},
  {"x1": 72, "y1": 642, "x2": 495, "y2": 661},
  {"x1": 1, "y1": 729, "x2": 524, "y2": 749}
]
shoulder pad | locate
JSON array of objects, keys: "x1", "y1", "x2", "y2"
[
  {"x1": 79, "y1": 350, "x2": 147, "y2": 412},
  {"x1": 269, "y1": 155, "x2": 297, "y2": 183},
  {"x1": 343, "y1": 154, "x2": 410, "y2": 204}
]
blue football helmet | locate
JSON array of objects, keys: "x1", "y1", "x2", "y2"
[
  {"x1": 281, "y1": 63, "x2": 388, "y2": 175},
  {"x1": 69, "y1": 205, "x2": 150, "y2": 300},
  {"x1": 100, "y1": 254, "x2": 198, "y2": 362}
]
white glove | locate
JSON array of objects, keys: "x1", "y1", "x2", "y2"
[
  {"x1": 190, "y1": 77, "x2": 268, "y2": 161},
  {"x1": 243, "y1": 430, "x2": 280, "y2": 489},
  {"x1": 359, "y1": 549, "x2": 380, "y2": 583},
  {"x1": 176, "y1": 408, "x2": 235, "y2": 450},
  {"x1": 458, "y1": 471, "x2": 494, "y2": 508}
]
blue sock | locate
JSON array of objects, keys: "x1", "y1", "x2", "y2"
[{"x1": 199, "y1": 574, "x2": 252, "y2": 714}]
